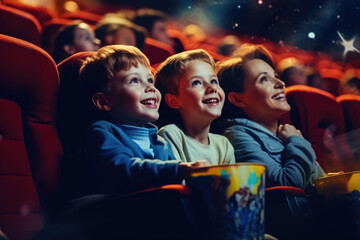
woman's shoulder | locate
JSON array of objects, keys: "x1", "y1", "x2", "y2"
[{"x1": 224, "y1": 118, "x2": 269, "y2": 136}]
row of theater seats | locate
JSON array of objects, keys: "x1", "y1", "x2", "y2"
[
  {"x1": 0, "y1": 33, "x2": 301, "y2": 240},
  {"x1": 0, "y1": 2, "x2": 183, "y2": 67},
  {"x1": 1, "y1": 31, "x2": 360, "y2": 239},
  {"x1": 281, "y1": 85, "x2": 360, "y2": 172}
]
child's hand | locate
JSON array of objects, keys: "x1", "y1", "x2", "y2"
[
  {"x1": 277, "y1": 124, "x2": 303, "y2": 141},
  {"x1": 179, "y1": 160, "x2": 210, "y2": 174}
]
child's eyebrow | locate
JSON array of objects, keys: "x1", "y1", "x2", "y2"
[{"x1": 188, "y1": 74, "x2": 217, "y2": 81}]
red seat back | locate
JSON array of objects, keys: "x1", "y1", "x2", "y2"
[
  {"x1": 0, "y1": 34, "x2": 63, "y2": 206},
  {"x1": 336, "y1": 94, "x2": 360, "y2": 131},
  {"x1": 0, "y1": 98, "x2": 44, "y2": 240},
  {"x1": 56, "y1": 51, "x2": 96, "y2": 155},
  {"x1": 285, "y1": 85, "x2": 357, "y2": 172},
  {"x1": 0, "y1": 5, "x2": 41, "y2": 46},
  {"x1": 143, "y1": 37, "x2": 175, "y2": 65},
  {"x1": 59, "y1": 10, "x2": 103, "y2": 25},
  {"x1": 3, "y1": 1, "x2": 55, "y2": 26},
  {"x1": 336, "y1": 94, "x2": 360, "y2": 162}
]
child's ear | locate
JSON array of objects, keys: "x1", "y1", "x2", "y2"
[
  {"x1": 164, "y1": 93, "x2": 181, "y2": 109},
  {"x1": 64, "y1": 44, "x2": 76, "y2": 55},
  {"x1": 228, "y1": 92, "x2": 247, "y2": 108},
  {"x1": 92, "y1": 92, "x2": 111, "y2": 111}
]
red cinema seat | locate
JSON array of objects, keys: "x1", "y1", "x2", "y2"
[
  {"x1": 285, "y1": 85, "x2": 358, "y2": 172},
  {"x1": 336, "y1": 94, "x2": 360, "y2": 162},
  {"x1": 59, "y1": 10, "x2": 103, "y2": 25},
  {"x1": 143, "y1": 37, "x2": 175, "y2": 65},
  {"x1": 336, "y1": 94, "x2": 360, "y2": 132},
  {"x1": 319, "y1": 68, "x2": 344, "y2": 97},
  {"x1": 0, "y1": 34, "x2": 63, "y2": 238},
  {"x1": 167, "y1": 28, "x2": 189, "y2": 52},
  {"x1": 0, "y1": 98, "x2": 44, "y2": 240},
  {"x1": 0, "y1": 5, "x2": 42, "y2": 46},
  {"x1": 3, "y1": 1, "x2": 55, "y2": 26},
  {"x1": 41, "y1": 18, "x2": 76, "y2": 55},
  {"x1": 56, "y1": 52, "x2": 96, "y2": 158}
]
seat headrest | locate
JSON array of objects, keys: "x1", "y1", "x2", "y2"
[{"x1": 0, "y1": 34, "x2": 58, "y2": 123}]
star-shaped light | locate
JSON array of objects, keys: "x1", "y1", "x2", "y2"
[{"x1": 337, "y1": 31, "x2": 360, "y2": 57}]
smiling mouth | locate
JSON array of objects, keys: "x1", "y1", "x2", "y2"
[
  {"x1": 141, "y1": 98, "x2": 157, "y2": 106},
  {"x1": 203, "y1": 98, "x2": 219, "y2": 104},
  {"x1": 272, "y1": 93, "x2": 285, "y2": 100}
]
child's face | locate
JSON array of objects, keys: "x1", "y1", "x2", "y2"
[
  {"x1": 239, "y1": 59, "x2": 290, "y2": 120},
  {"x1": 72, "y1": 23, "x2": 100, "y2": 53},
  {"x1": 106, "y1": 64, "x2": 161, "y2": 126},
  {"x1": 175, "y1": 60, "x2": 225, "y2": 123}
]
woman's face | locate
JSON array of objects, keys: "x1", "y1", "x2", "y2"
[{"x1": 238, "y1": 59, "x2": 290, "y2": 121}]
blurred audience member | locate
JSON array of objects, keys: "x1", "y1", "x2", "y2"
[
  {"x1": 343, "y1": 77, "x2": 360, "y2": 96},
  {"x1": 304, "y1": 65, "x2": 326, "y2": 90},
  {"x1": 277, "y1": 57, "x2": 307, "y2": 86},
  {"x1": 183, "y1": 24, "x2": 206, "y2": 43},
  {"x1": 95, "y1": 17, "x2": 146, "y2": 51},
  {"x1": 280, "y1": 65, "x2": 308, "y2": 86},
  {"x1": 53, "y1": 21, "x2": 100, "y2": 63},
  {"x1": 217, "y1": 35, "x2": 241, "y2": 57},
  {"x1": 319, "y1": 68, "x2": 344, "y2": 96},
  {"x1": 132, "y1": 8, "x2": 173, "y2": 46}
]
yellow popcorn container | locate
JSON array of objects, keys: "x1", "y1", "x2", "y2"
[{"x1": 185, "y1": 163, "x2": 266, "y2": 240}]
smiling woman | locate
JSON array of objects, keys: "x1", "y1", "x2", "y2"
[{"x1": 216, "y1": 44, "x2": 325, "y2": 192}]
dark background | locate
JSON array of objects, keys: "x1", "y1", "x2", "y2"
[{"x1": 101, "y1": 0, "x2": 360, "y2": 58}]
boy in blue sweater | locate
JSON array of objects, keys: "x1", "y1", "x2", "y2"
[{"x1": 79, "y1": 45, "x2": 209, "y2": 195}]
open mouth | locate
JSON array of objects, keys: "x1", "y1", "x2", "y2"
[
  {"x1": 141, "y1": 98, "x2": 157, "y2": 106},
  {"x1": 202, "y1": 98, "x2": 219, "y2": 104},
  {"x1": 272, "y1": 93, "x2": 285, "y2": 100}
]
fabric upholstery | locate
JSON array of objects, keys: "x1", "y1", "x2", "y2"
[
  {"x1": 0, "y1": 98, "x2": 44, "y2": 240},
  {"x1": 59, "y1": 10, "x2": 103, "y2": 25},
  {"x1": 285, "y1": 85, "x2": 357, "y2": 172},
  {"x1": 3, "y1": 1, "x2": 55, "y2": 26},
  {"x1": 336, "y1": 94, "x2": 360, "y2": 131},
  {"x1": 336, "y1": 94, "x2": 360, "y2": 162},
  {"x1": 56, "y1": 51, "x2": 96, "y2": 154},
  {"x1": 0, "y1": 34, "x2": 63, "y2": 204},
  {"x1": 143, "y1": 37, "x2": 175, "y2": 65},
  {"x1": 0, "y1": 5, "x2": 41, "y2": 46}
]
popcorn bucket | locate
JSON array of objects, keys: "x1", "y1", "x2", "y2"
[
  {"x1": 313, "y1": 171, "x2": 360, "y2": 239},
  {"x1": 185, "y1": 163, "x2": 266, "y2": 240}
]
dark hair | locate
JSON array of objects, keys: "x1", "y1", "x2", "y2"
[
  {"x1": 53, "y1": 20, "x2": 84, "y2": 63},
  {"x1": 216, "y1": 44, "x2": 274, "y2": 119},
  {"x1": 95, "y1": 18, "x2": 147, "y2": 51},
  {"x1": 132, "y1": 8, "x2": 168, "y2": 35},
  {"x1": 345, "y1": 77, "x2": 360, "y2": 90}
]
